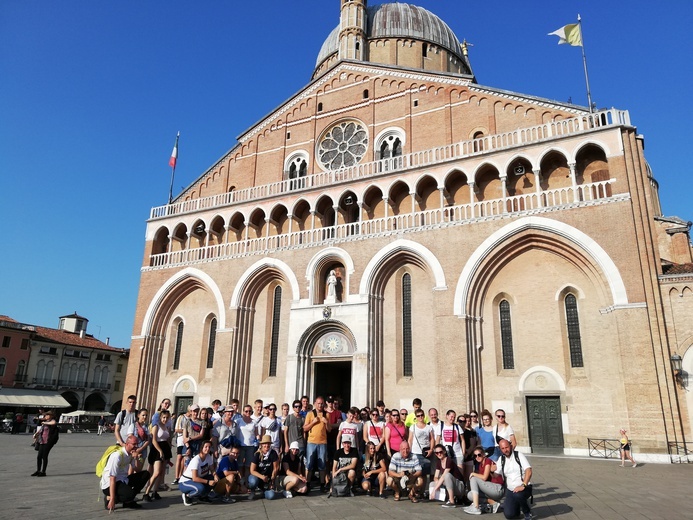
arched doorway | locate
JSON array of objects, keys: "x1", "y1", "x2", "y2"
[{"x1": 295, "y1": 322, "x2": 358, "y2": 406}]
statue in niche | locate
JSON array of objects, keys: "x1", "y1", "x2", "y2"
[{"x1": 324, "y1": 268, "x2": 343, "y2": 304}]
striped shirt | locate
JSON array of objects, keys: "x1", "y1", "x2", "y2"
[{"x1": 388, "y1": 452, "x2": 422, "y2": 474}]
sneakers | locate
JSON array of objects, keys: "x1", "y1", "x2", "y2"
[
  {"x1": 152, "y1": 492, "x2": 162, "y2": 501},
  {"x1": 442, "y1": 501, "x2": 457, "y2": 508},
  {"x1": 464, "y1": 505, "x2": 482, "y2": 515},
  {"x1": 247, "y1": 491, "x2": 255, "y2": 501},
  {"x1": 122, "y1": 502, "x2": 142, "y2": 509},
  {"x1": 524, "y1": 513, "x2": 534, "y2": 520},
  {"x1": 31, "y1": 471, "x2": 41, "y2": 477},
  {"x1": 379, "y1": 493, "x2": 387, "y2": 499},
  {"x1": 283, "y1": 490, "x2": 293, "y2": 499},
  {"x1": 182, "y1": 493, "x2": 195, "y2": 506},
  {"x1": 491, "y1": 502, "x2": 501, "y2": 514},
  {"x1": 142, "y1": 493, "x2": 153, "y2": 502},
  {"x1": 171, "y1": 478, "x2": 180, "y2": 485},
  {"x1": 222, "y1": 496, "x2": 236, "y2": 504}
]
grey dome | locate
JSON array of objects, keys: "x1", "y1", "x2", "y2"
[{"x1": 316, "y1": 3, "x2": 466, "y2": 68}]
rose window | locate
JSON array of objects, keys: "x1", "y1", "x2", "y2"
[{"x1": 318, "y1": 121, "x2": 368, "y2": 170}]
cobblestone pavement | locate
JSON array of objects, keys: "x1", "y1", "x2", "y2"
[{"x1": 3, "y1": 433, "x2": 691, "y2": 520}]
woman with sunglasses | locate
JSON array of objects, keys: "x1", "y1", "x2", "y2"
[
  {"x1": 384, "y1": 409, "x2": 409, "y2": 458},
  {"x1": 364, "y1": 409, "x2": 386, "y2": 456},
  {"x1": 464, "y1": 449, "x2": 504, "y2": 515},
  {"x1": 237, "y1": 405, "x2": 259, "y2": 480},
  {"x1": 493, "y1": 409, "x2": 517, "y2": 459},
  {"x1": 361, "y1": 441, "x2": 387, "y2": 497},
  {"x1": 475, "y1": 410, "x2": 498, "y2": 460},
  {"x1": 408, "y1": 410, "x2": 434, "y2": 484},
  {"x1": 431, "y1": 443, "x2": 465, "y2": 508}
]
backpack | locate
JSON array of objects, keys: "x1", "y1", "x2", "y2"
[
  {"x1": 96, "y1": 445, "x2": 122, "y2": 477},
  {"x1": 47, "y1": 424, "x2": 61, "y2": 446},
  {"x1": 500, "y1": 451, "x2": 534, "y2": 504},
  {"x1": 330, "y1": 472, "x2": 350, "y2": 497}
]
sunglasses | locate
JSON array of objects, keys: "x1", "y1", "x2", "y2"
[
  {"x1": 244, "y1": 409, "x2": 252, "y2": 413},
  {"x1": 268, "y1": 408, "x2": 277, "y2": 411},
  {"x1": 474, "y1": 453, "x2": 484, "y2": 458},
  {"x1": 470, "y1": 415, "x2": 478, "y2": 418},
  {"x1": 293, "y1": 404, "x2": 300, "y2": 408},
  {"x1": 391, "y1": 413, "x2": 399, "y2": 417},
  {"x1": 434, "y1": 450, "x2": 445, "y2": 455},
  {"x1": 496, "y1": 415, "x2": 505, "y2": 419},
  {"x1": 416, "y1": 414, "x2": 424, "y2": 418}
]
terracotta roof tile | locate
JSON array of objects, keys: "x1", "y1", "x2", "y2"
[
  {"x1": 0, "y1": 315, "x2": 18, "y2": 322},
  {"x1": 32, "y1": 326, "x2": 125, "y2": 352}
]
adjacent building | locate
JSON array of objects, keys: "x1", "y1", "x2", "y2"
[{"x1": 125, "y1": 1, "x2": 692, "y2": 460}]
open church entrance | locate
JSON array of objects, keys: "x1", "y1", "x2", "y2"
[{"x1": 314, "y1": 361, "x2": 351, "y2": 410}]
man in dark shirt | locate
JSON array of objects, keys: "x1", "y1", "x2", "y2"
[
  {"x1": 331, "y1": 439, "x2": 358, "y2": 496},
  {"x1": 281, "y1": 441, "x2": 308, "y2": 498}
]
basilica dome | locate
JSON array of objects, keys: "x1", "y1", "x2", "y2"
[{"x1": 315, "y1": 2, "x2": 472, "y2": 77}]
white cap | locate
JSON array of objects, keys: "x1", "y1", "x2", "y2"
[{"x1": 289, "y1": 441, "x2": 300, "y2": 450}]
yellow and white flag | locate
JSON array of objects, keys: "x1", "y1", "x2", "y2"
[{"x1": 548, "y1": 23, "x2": 582, "y2": 46}]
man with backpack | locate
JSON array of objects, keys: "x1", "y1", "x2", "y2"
[
  {"x1": 495, "y1": 439, "x2": 532, "y2": 520},
  {"x1": 114, "y1": 395, "x2": 137, "y2": 447},
  {"x1": 100, "y1": 434, "x2": 151, "y2": 511}
]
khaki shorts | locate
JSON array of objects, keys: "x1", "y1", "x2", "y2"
[{"x1": 213, "y1": 476, "x2": 241, "y2": 495}]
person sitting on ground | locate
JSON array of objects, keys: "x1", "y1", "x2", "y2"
[
  {"x1": 331, "y1": 438, "x2": 358, "y2": 496},
  {"x1": 465, "y1": 447, "x2": 504, "y2": 515},
  {"x1": 281, "y1": 441, "x2": 308, "y2": 498},
  {"x1": 100, "y1": 434, "x2": 151, "y2": 511},
  {"x1": 431, "y1": 443, "x2": 466, "y2": 508},
  {"x1": 387, "y1": 441, "x2": 424, "y2": 502},
  {"x1": 495, "y1": 439, "x2": 532, "y2": 520},
  {"x1": 247, "y1": 434, "x2": 280, "y2": 500},
  {"x1": 179, "y1": 439, "x2": 218, "y2": 506},
  {"x1": 361, "y1": 441, "x2": 387, "y2": 498},
  {"x1": 213, "y1": 445, "x2": 247, "y2": 503}
]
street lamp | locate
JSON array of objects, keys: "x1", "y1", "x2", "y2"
[{"x1": 671, "y1": 354, "x2": 685, "y2": 388}]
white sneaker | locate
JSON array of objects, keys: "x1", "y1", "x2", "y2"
[
  {"x1": 182, "y1": 493, "x2": 195, "y2": 506},
  {"x1": 491, "y1": 502, "x2": 501, "y2": 513},
  {"x1": 283, "y1": 490, "x2": 293, "y2": 499},
  {"x1": 464, "y1": 505, "x2": 482, "y2": 515}
]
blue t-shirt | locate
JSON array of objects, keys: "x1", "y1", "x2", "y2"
[{"x1": 216, "y1": 456, "x2": 239, "y2": 478}]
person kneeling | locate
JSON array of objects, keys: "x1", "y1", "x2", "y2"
[
  {"x1": 247, "y1": 435, "x2": 280, "y2": 500},
  {"x1": 100, "y1": 435, "x2": 151, "y2": 511},
  {"x1": 213, "y1": 445, "x2": 247, "y2": 503},
  {"x1": 387, "y1": 441, "x2": 424, "y2": 502},
  {"x1": 282, "y1": 441, "x2": 308, "y2": 498},
  {"x1": 331, "y1": 439, "x2": 358, "y2": 496},
  {"x1": 431, "y1": 443, "x2": 466, "y2": 508},
  {"x1": 179, "y1": 440, "x2": 218, "y2": 506}
]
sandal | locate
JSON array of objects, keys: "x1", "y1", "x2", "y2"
[
  {"x1": 409, "y1": 493, "x2": 419, "y2": 503},
  {"x1": 394, "y1": 493, "x2": 401, "y2": 501}
]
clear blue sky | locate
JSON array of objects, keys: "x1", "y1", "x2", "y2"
[{"x1": 2, "y1": 1, "x2": 691, "y2": 350}]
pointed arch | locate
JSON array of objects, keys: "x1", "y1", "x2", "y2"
[
  {"x1": 453, "y1": 216, "x2": 629, "y2": 316},
  {"x1": 230, "y1": 258, "x2": 300, "y2": 308}
]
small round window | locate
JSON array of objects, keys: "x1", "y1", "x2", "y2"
[{"x1": 318, "y1": 121, "x2": 368, "y2": 170}]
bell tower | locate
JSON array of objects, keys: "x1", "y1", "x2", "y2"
[{"x1": 338, "y1": 0, "x2": 367, "y2": 62}]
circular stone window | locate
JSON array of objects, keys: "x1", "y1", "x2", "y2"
[{"x1": 318, "y1": 121, "x2": 368, "y2": 170}]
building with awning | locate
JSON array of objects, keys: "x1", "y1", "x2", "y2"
[{"x1": 0, "y1": 388, "x2": 70, "y2": 408}]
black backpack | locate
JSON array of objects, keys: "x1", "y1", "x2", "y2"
[
  {"x1": 500, "y1": 450, "x2": 533, "y2": 504},
  {"x1": 47, "y1": 424, "x2": 61, "y2": 446}
]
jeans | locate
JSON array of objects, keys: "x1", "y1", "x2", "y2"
[
  {"x1": 468, "y1": 476, "x2": 504, "y2": 503},
  {"x1": 102, "y1": 471, "x2": 151, "y2": 504},
  {"x1": 247, "y1": 475, "x2": 277, "y2": 499},
  {"x1": 502, "y1": 485, "x2": 532, "y2": 519},
  {"x1": 305, "y1": 442, "x2": 327, "y2": 471},
  {"x1": 179, "y1": 479, "x2": 212, "y2": 498}
]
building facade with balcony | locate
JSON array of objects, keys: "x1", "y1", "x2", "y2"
[
  {"x1": 125, "y1": 1, "x2": 693, "y2": 459},
  {"x1": 24, "y1": 313, "x2": 129, "y2": 412}
]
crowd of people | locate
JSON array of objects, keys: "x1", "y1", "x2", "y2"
[{"x1": 99, "y1": 394, "x2": 534, "y2": 519}]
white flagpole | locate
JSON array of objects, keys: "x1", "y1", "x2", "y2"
[{"x1": 577, "y1": 14, "x2": 594, "y2": 112}]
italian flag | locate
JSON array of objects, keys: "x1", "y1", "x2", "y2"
[{"x1": 169, "y1": 132, "x2": 180, "y2": 169}]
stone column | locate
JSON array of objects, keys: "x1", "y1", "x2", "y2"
[
  {"x1": 468, "y1": 182, "x2": 475, "y2": 218},
  {"x1": 533, "y1": 168, "x2": 543, "y2": 208}
]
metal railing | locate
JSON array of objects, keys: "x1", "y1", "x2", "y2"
[
  {"x1": 668, "y1": 442, "x2": 692, "y2": 464},
  {"x1": 587, "y1": 438, "x2": 622, "y2": 459},
  {"x1": 31, "y1": 378, "x2": 56, "y2": 386},
  {"x1": 149, "y1": 108, "x2": 630, "y2": 220}
]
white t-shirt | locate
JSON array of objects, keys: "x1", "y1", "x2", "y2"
[
  {"x1": 235, "y1": 416, "x2": 258, "y2": 447},
  {"x1": 259, "y1": 416, "x2": 282, "y2": 450},
  {"x1": 410, "y1": 423, "x2": 433, "y2": 454},
  {"x1": 441, "y1": 424, "x2": 464, "y2": 460},
  {"x1": 495, "y1": 450, "x2": 531, "y2": 489},
  {"x1": 494, "y1": 424, "x2": 515, "y2": 443},
  {"x1": 338, "y1": 420, "x2": 362, "y2": 446},
  {"x1": 174, "y1": 414, "x2": 188, "y2": 447},
  {"x1": 365, "y1": 420, "x2": 385, "y2": 445},
  {"x1": 429, "y1": 420, "x2": 443, "y2": 441},
  {"x1": 181, "y1": 454, "x2": 214, "y2": 483},
  {"x1": 100, "y1": 447, "x2": 133, "y2": 490}
]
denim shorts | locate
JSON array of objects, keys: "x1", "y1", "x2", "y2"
[{"x1": 305, "y1": 442, "x2": 327, "y2": 471}]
